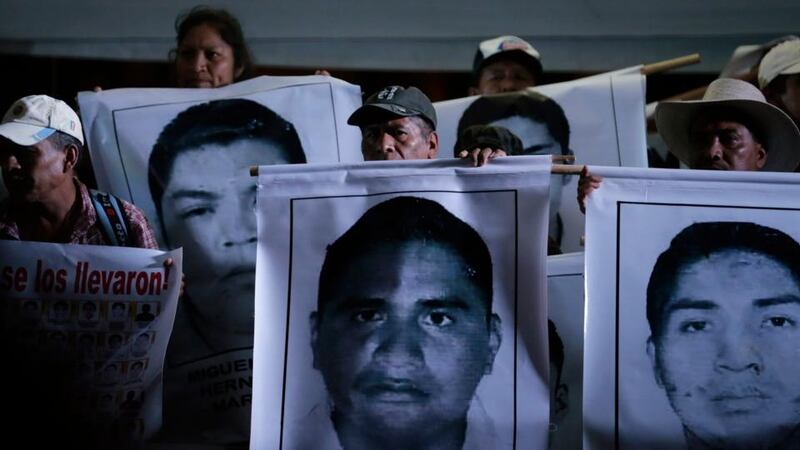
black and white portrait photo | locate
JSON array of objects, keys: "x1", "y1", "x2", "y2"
[
  {"x1": 644, "y1": 221, "x2": 800, "y2": 449},
  {"x1": 584, "y1": 180, "x2": 800, "y2": 450},
  {"x1": 433, "y1": 73, "x2": 648, "y2": 253},
  {"x1": 149, "y1": 98, "x2": 307, "y2": 358},
  {"x1": 306, "y1": 196, "x2": 503, "y2": 450},
  {"x1": 76, "y1": 77, "x2": 364, "y2": 444},
  {"x1": 457, "y1": 92, "x2": 573, "y2": 246},
  {"x1": 252, "y1": 158, "x2": 552, "y2": 450}
]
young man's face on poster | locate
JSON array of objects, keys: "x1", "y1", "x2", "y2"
[
  {"x1": 311, "y1": 240, "x2": 501, "y2": 444},
  {"x1": 160, "y1": 139, "x2": 292, "y2": 334},
  {"x1": 648, "y1": 248, "x2": 800, "y2": 448}
]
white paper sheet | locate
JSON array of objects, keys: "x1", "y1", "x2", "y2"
[
  {"x1": 547, "y1": 252, "x2": 585, "y2": 450},
  {"x1": 252, "y1": 156, "x2": 553, "y2": 450},
  {"x1": 76, "y1": 75, "x2": 363, "y2": 445},
  {"x1": 435, "y1": 70, "x2": 647, "y2": 253},
  {"x1": 0, "y1": 241, "x2": 181, "y2": 441},
  {"x1": 584, "y1": 166, "x2": 800, "y2": 449}
]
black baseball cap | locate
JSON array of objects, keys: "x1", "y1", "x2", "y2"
[{"x1": 347, "y1": 86, "x2": 437, "y2": 129}]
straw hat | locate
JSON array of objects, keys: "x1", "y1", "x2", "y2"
[
  {"x1": 655, "y1": 78, "x2": 800, "y2": 172},
  {"x1": 758, "y1": 40, "x2": 800, "y2": 89}
]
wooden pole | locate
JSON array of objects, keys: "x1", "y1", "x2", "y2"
[
  {"x1": 552, "y1": 155, "x2": 575, "y2": 163},
  {"x1": 641, "y1": 53, "x2": 701, "y2": 76},
  {"x1": 552, "y1": 164, "x2": 585, "y2": 175},
  {"x1": 251, "y1": 161, "x2": 585, "y2": 177}
]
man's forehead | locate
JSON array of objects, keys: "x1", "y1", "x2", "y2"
[
  {"x1": 482, "y1": 58, "x2": 534, "y2": 75},
  {"x1": 363, "y1": 116, "x2": 421, "y2": 131},
  {"x1": 330, "y1": 240, "x2": 482, "y2": 293},
  {"x1": 692, "y1": 117, "x2": 750, "y2": 132}
]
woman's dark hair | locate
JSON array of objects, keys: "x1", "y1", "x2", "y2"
[{"x1": 173, "y1": 6, "x2": 254, "y2": 82}]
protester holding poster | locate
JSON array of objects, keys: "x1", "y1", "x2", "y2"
[
  {"x1": 469, "y1": 35, "x2": 543, "y2": 95},
  {"x1": 0, "y1": 95, "x2": 158, "y2": 248},
  {"x1": 350, "y1": 85, "x2": 507, "y2": 167},
  {"x1": 578, "y1": 78, "x2": 800, "y2": 212},
  {"x1": 251, "y1": 157, "x2": 551, "y2": 450},
  {"x1": 173, "y1": 6, "x2": 254, "y2": 88}
]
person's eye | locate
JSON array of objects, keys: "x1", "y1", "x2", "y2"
[
  {"x1": 762, "y1": 316, "x2": 795, "y2": 328},
  {"x1": 719, "y1": 133, "x2": 740, "y2": 148},
  {"x1": 206, "y1": 50, "x2": 221, "y2": 60},
  {"x1": 362, "y1": 127, "x2": 378, "y2": 140},
  {"x1": 422, "y1": 311, "x2": 454, "y2": 327},
  {"x1": 179, "y1": 206, "x2": 213, "y2": 220},
  {"x1": 352, "y1": 309, "x2": 385, "y2": 323},
  {"x1": 177, "y1": 49, "x2": 194, "y2": 59},
  {"x1": 679, "y1": 320, "x2": 710, "y2": 333},
  {"x1": 488, "y1": 72, "x2": 503, "y2": 81}
]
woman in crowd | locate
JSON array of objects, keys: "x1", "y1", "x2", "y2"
[{"x1": 173, "y1": 6, "x2": 255, "y2": 88}]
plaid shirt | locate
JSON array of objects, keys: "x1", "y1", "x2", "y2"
[{"x1": 0, "y1": 179, "x2": 159, "y2": 249}]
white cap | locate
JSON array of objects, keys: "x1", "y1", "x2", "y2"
[
  {"x1": 0, "y1": 95, "x2": 84, "y2": 146},
  {"x1": 473, "y1": 35, "x2": 542, "y2": 79},
  {"x1": 758, "y1": 40, "x2": 800, "y2": 89}
]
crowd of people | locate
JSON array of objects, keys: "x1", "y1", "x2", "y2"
[{"x1": 1, "y1": 4, "x2": 800, "y2": 449}]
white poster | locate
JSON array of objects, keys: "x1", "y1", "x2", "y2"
[
  {"x1": 584, "y1": 166, "x2": 800, "y2": 450},
  {"x1": 0, "y1": 241, "x2": 181, "y2": 442},
  {"x1": 435, "y1": 70, "x2": 647, "y2": 253},
  {"x1": 77, "y1": 75, "x2": 363, "y2": 444},
  {"x1": 252, "y1": 156, "x2": 552, "y2": 450},
  {"x1": 547, "y1": 252, "x2": 585, "y2": 450}
]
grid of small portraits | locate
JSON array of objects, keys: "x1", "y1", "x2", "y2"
[{"x1": 2, "y1": 297, "x2": 161, "y2": 439}]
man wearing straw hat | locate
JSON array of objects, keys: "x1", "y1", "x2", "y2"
[
  {"x1": 759, "y1": 40, "x2": 800, "y2": 130},
  {"x1": 578, "y1": 78, "x2": 800, "y2": 211}
]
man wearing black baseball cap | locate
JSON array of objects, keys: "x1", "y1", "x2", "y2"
[
  {"x1": 349, "y1": 85, "x2": 506, "y2": 166},
  {"x1": 469, "y1": 35, "x2": 543, "y2": 96}
]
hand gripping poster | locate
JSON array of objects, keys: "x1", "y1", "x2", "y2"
[
  {"x1": 435, "y1": 69, "x2": 647, "y2": 254},
  {"x1": 0, "y1": 241, "x2": 181, "y2": 445},
  {"x1": 77, "y1": 75, "x2": 363, "y2": 445},
  {"x1": 251, "y1": 156, "x2": 552, "y2": 450},
  {"x1": 583, "y1": 166, "x2": 800, "y2": 450},
  {"x1": 546, "y1": 252, "x2": 585, "y2": 450}
]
